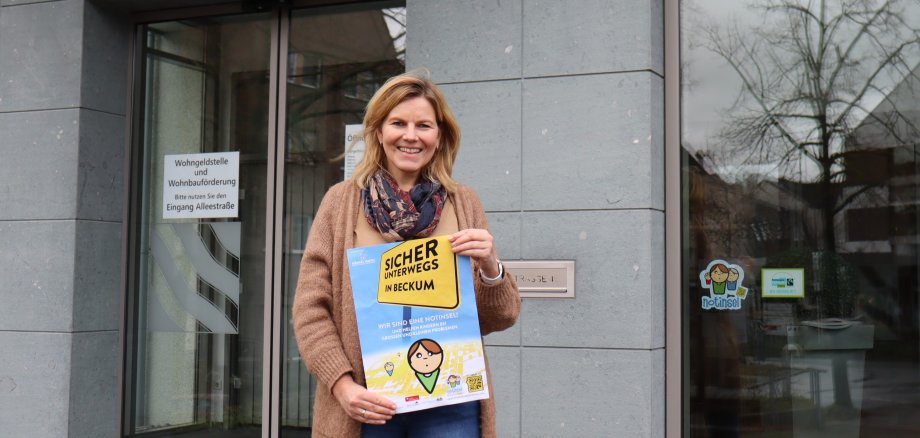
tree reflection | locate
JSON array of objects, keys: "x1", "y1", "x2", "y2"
[
  {"x1": 693, "y1": 0, "x2": 920, "y2": 323},
  {"x1": 702, "y1": 0, "x2": 920, "y2": 254}
]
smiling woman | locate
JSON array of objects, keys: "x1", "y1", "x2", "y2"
[{"x1": 292, "y1": 71, "x2": 521, "y2": 438}]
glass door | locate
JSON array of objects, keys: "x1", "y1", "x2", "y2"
[
  {"x1": 129, "y1": 12, "x2": 273, "y2": 437},
  {"x1": 126, "y1": 4, "x2": 405, "y2": 437},
  {"x1": 681, "y1": 0, "x2": 920, "y2": 436},
  {"x1": 278, "y1": 5, "x2": 406, "y2": 436}
]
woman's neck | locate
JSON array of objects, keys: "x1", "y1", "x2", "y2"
[
  {"x1": 393, "y1": 173, "x2": 419, "y2": 191},
  {"x1": 382, "y1": 166, "x2": 421, "y2": 191}
]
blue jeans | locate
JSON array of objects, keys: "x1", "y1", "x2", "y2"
[{"x1": 361, "y1": 401, "x2": 480, "y2": 438}]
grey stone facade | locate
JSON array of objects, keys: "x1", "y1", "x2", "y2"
[
  {"x1": 0, "y1": 0, "x2": 666, "y2": 436},
  {"x1": 408, "y1": 1, "x2": 666, "y2": 435},
  {"x1": 0, "y1": 0, "x2": 128, "y2": 437}
]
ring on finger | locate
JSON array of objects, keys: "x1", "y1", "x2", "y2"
[{"x1": 360, "y1": 408, "x2": 366, "y2": 417}]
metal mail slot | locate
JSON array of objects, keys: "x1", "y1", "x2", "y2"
[{"x1": 503, "y1": 260, "x2": 575, "y2": 298}]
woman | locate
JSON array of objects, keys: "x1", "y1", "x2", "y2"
[{"x1": 293, "y1": 71, "x2": 521, "y2": 438}]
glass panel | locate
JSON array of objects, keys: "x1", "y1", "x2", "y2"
[
  {"x1": 681, "y1": 0, "x2": 920, "y2": 436},
  {"x1": 133, "y1": 13, "x2": 271, "y2": 436},
  {"x1": 279, "y1": 6, "x2": 405, "y2": 435}
]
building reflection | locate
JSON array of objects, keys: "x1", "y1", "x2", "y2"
[{"x1": 685, "y1": 60, "x2": 920, "y2": 435}]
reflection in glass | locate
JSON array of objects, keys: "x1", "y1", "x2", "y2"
[
  {"x1": 279, "y1": 6, "x2": 405, "y2": 435},
  {"x1": 133, "y1": 14, "x2": 271, "y2": 436},
  {"x1": 682, "y1": 0, "x2": 920, "y2": 436}
]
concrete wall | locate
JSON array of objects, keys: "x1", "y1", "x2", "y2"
[
  {"x1": 0, "y1": 0, "x2": 128, "y2": 436},
  {"x1": 407, "y1": 0, "x2": 666, "y2": 436}
]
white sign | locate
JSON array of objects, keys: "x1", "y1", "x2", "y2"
[
  {"x1": 163, "y1": 152, "x2": 239, "y2": 219},
  {"x1": 761, "y1": 268, "x2": 805, "y2": 298},
  {"x1": 344, "y1": 124, "x2": 366, "y2": 181}
]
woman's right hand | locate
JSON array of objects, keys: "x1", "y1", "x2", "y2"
[{"x1": 331, "y1": 374, "x2": 397, "y2": 425}]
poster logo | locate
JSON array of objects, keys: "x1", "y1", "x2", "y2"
[
  {"x1": 699, "y1": 259, "x2": 748, "y2": 310},
  {"x1": 377, "y1": 237, "x2": 460, "y2": 309}
]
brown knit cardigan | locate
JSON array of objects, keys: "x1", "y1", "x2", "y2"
[{"x1": 293, "y1": 181, "x2": 521, "y2": 438}]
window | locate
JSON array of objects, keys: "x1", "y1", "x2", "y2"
[{"x1": 680, "y1": 0, "x2": 920, "y2": 435}]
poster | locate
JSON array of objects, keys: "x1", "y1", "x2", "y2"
[
  {"x1": 162, "y1": 151, "x2": 239, "y2": 219},
  {"x1": 347, "y1": 236, "x2": 490, "y2": 413}
]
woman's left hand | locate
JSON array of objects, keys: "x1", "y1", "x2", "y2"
[{"x1": 449, "y1": 228, "x2": 501, "y2": 278}]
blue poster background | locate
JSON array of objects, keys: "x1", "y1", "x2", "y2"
[{"x1": 347, "y1": 238, "x2": 490, "y2": 413}]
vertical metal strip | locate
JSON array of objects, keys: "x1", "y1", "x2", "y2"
[
  {"x1": 262, "y1": 9, "x2": 283, "y2": 438},
  {"x1": 664, "y1": 0, "x2": 682, "y2": 437},
  {"x1": 270, "y1": 9, "x2": 291, "y2": 438},
  {"x1": 119, "y1": 22, "x2": 145, "y2": 437}
]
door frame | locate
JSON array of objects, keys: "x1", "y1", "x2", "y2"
[
  {"x1": 664, "y1": 0, "x2": 682, "y2": 437},
  {"x1": 120, "y1": 6, "x2": 283, "y2": 437}
]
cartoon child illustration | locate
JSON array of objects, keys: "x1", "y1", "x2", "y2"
[
  {"x1": 699, "y1": 260, "x2": 748, "y2": 310},
  {"x1": 408, "y1": 338, "x2": 444, "y2": 394},
  {"x1": 384, "y1": 361, "x2": 394, "y2": 376},
  {"x1": 704, "y1": 264, "x2": 730, "y2": 295},
  {"x1": 727, "y1": 268, "x2": 739, "y2": 291},
  {"x1": 447, "y1": 374, "x2": 461, "y2": 388}
]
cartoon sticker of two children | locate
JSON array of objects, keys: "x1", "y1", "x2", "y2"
[{"x1": 704, "y1": 263, "x2": 740, "y2": 295}]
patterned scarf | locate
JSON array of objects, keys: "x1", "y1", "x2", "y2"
[{"x1": 362, "y1": 170, "x2": 447, "y2": 242}]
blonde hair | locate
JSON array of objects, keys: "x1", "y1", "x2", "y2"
[{"x1": 351, "y1": 70, "x2": 461, "y2": 192}]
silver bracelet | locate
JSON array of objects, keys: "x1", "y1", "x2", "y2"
[{"x1": 480, "y1": 260, "x2": 504, "y2": 283}]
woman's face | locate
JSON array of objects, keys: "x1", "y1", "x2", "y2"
[{"x1": 379, "y1": 96, "x2": 440, "y2": 189}]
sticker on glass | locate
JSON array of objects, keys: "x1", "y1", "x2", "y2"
[
  {"x1": 761, "y1": 268, "x2": 805, "y2": 298},
  {"x1": 699, "y1": 260, "x2": 748, "y2": 310}
]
